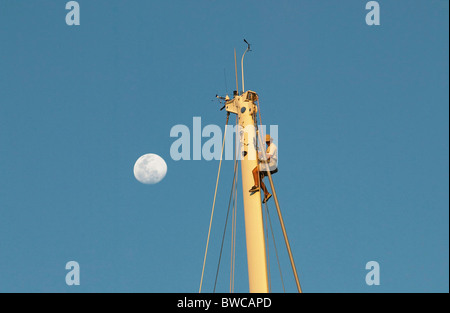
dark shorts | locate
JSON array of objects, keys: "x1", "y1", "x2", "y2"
[{"x1": 260, "y1": 168, "x2": 278, "y2": 178}]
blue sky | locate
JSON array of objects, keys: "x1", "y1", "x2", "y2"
[{"x1": 0, "y1": 0, "x2": 448, "y2": 293}]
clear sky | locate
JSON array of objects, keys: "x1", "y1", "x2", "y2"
[{"x1": 0, "y1": 0, "x2": 448, "y2": 293}]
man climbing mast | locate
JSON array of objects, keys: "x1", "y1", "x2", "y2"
[{"x1": 249, "y1": 134, "x2": 278, "y2": 203}]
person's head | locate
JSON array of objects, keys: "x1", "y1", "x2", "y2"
[{"x1": 265, "y1": 134, "x2": 272, "y2": 145}]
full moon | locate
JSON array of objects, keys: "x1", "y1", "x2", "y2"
[{"x1": 133, "y1": 153, "x2": 167, "y2": 184}]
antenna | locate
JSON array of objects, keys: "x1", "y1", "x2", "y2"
[
  {"x1": 241, "y1": 39, "x2": 251, "y2": 93},
  {"x1": 234, "y1": 48, "x2": 239, "y2": 96},
  {"x1": 244, "y1": 39, "x2": 251, "y2": 49},
  {"x1": 223, "y1": 68, "x2": 229, "y2": 96}
]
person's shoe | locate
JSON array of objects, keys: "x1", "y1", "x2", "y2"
[
  {"x1": 249, "y1": 185, "x2": 259, "y2": 193},
  {"x1": 263, "y1": 193, "x2": 272, "y2": 203}
]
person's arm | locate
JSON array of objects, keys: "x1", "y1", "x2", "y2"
[
  {"x1": 259, "y1": 149, "x2": 272, "y2": 163},
  {"x1": 264, "y1": 146, "x2": 274, "y2": 162},
  {"x1": 258, "y1": 150, "x2": 268, "y2": 163}
]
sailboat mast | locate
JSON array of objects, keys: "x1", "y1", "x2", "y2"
[
  {"x1": 224, "y1": 44, "x2": 269, "y2": 292},
  {"x1": 238, "y1": 93, "x2": 269, "y2": 293}
]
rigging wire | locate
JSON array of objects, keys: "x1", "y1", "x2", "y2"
[
  {"x1": 255, "y1": 110, "x2": 272, "y2": 292},
  {"x1": 265, "y1": 197, "x2": 272, "y2": 292},
  {"x1": 228, "y1": 157, "x2": 238, "y2": 293},
  {"x1": 224, "y1": 68, "x2": 229, "y2": 96},
  {"x1": 256, "y1": 98, "x2": 303, "y2": 293},
  {"x1": 229, "y1": 173, "x2": 237, "y2": 292},
  {"x1": 255, "y1": 100, "x2": 272, "y2": 292},
  {"x1": 199, "y1": 113, "x2": 230, "y2": 293},
  {"x1": 263, "y1": 201, "x2": 286, "y2": 292},
  {"x1": 230, "y1": 171, "x2": 238, "y2": 292},
  {"x1": 230, "y1": 116, "x2": 239, "y2": 293},
  {"x1": 213, "y1": 153, "x2": 239, "y2": 292}
]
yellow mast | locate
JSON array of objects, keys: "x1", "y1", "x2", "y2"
[
  {"x1": 226, "y1": 42, "x2": 268, "y2": 292},
  {"x1": 225, "y1": 90, "x2": 268, "y2": 293}
]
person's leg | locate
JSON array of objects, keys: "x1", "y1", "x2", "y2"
[
  {"x1": 260, "y1": 179, "x2": 269, "y2": 197},
  {"x1": 260, "y1": 172, "x2": 272, "y2": 203},
  {"x1": 252, "y1": 167, "x2": 260, "y2": 187},
  {"x1": 249, "y1": 167, "x2": 260, "y2": 192}
]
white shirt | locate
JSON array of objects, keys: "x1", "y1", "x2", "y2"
[{"x1": 258, "y1": 143, "x2": 278, "y2": 171}]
